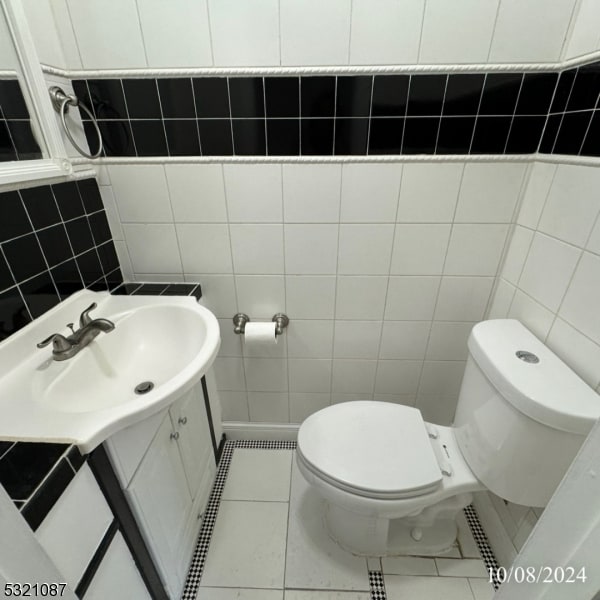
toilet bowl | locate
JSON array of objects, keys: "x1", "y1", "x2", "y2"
[{"x1": 296, "y1": 319, "x2": 600, "y2": 557}]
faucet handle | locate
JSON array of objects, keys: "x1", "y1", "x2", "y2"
[
  {"x1": 66, "y1": 323, "x2": 76, "y2": 335},
  {"x1": 37, "y1": 333, "x2": 72, "y2": 352},
  {"x1": 79, "y1": 302, "x2": 98, "y2": 327}
]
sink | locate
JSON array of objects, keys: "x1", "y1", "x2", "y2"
[{"x1": 0, "y1": 290, "x2": 220, "y2": 452}]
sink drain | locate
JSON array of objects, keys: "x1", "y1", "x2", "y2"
[{"x1": 135, "y1": 381, "x2": 154, "y2": 395}]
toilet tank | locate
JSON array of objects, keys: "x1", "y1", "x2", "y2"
[{"x1": 454, "y1": 319, "x2": 600, "y2": 507}]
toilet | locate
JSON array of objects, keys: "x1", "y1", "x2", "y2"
[{"x1": 296, "y1": 319, "x2": 600, "y2": 556}]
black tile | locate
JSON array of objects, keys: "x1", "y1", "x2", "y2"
[
  {"x1": 133, "y1": 283, "x2": 168, "y2": 295},
  {"x1": 164, "y1": 119, "x2": 201, "y2": 156},
  {"x1": 51, "y1": 182, "x2": 85, "y2": 221},
  {"x1": 88, "y1": 211, "x2": 112, "y2": 246},
  {"x1": 265, "y1": 78, "x2": 299, "y2": 118},
  {"x1": 194, "y1": 78, "x2": 231, "y2": 118},
  {"x1": 407, "y1": 75, "x2": 447, "y2": 117},
  {"x1": 22, "y1": 458, "x2": 74, "y2": 531},
  {"x1": 0, "y1": 191, "x2": 32, "y2": 243},
  {"x1": 581, "y1": 111, "x2": 600, "y2": 157},
  {"x1": 20, "y1": 272, "x2": 60, "y2": 318},
  {"x1": 371, "y1": 75, "x2": 409, "y2": 117},
  {"x1": 0, "y1": 287, "x2": 31, "y2": 341},
  {"x1": 550, "y1": 69, "x2": 576, "y2": 113},
  {"x1": 516, "y1": 73, "x2": 559, "y2": 115},
  {"x1": 97, "y1": 241, "x2": 120, "y2": 275},
  {"x1": 88, "y1": 277, "x2": 108, "y2": 292},
  {"x1": 443, "y1": 75, "x2": 485, "y2": 116},
  {"x1": 368, "y1": 118, "x2": 403, "y2": 154},
  {"x1": 87, "y1": 80, "x2": 128, "y2": 119},
  {"x1": 76, "y1": 249, "x2": 103, "y2": 286},
  {"x1": 232, "y1": 119, "x2": 266, "y2": 155},
  {"x1": 67, "y1": 446, "x2": 85, "y2": 472},
  {"x1": 506, "y1": 116, "x2": 547, "y2": 153},
  {"x1": 436, "y1": 117, "x2": 476, "y2": 154},
  {"x1": 105, "y1": 268, "x2": 123, "y2": 290},
  {"x1": 131, "y1": 120, "x2": 168, "y2": 156},
  {"x1": 65, "y1": 216, "x2": 95, "y2": 255},
  {"x1": 301, "y1": 77, "x2": 336, "y2": 118},
  {"x1": 97, "y1": 120, "x2": 135, "y2": 156},
  {"x1": 0, "y1": 442, "x2": 66, "y2": 500},
  {"x1": 539, "y1": 114, "x2": 562, "y2": 153},
  {"x1": 190, "y1": 284, "x2": 202, "y2": 301},
  {"x1": 336, "y1": 76, "x2": 372, "y2": 117},
  {"x1": 158, "y1": 78, "x2": 196, "y2": 118},
  {"x1": 229, "y1": 78, "x2": 265, "y2": 118},
  {"x1": 50, "y1": 259, "x2": 84, "y2": 300},
  {"x1": 2, "y1": 233, "x2": 46, "y2": 281},
  {"x1": 0, "y1": 441, "x2": 13, "y2": 458},
  {"x1": 0, "y1": 80, "x2": 29, "y2": 119},
  {"x1": 112, "y1": 283, "x2": 142, "y2": 295},
  {"x1": 402, "y1": 117, "x2": 440, "y2": 153},
  {"x1": 0, "y1": 120, "x2": 17, "y2": 161},
  {"x1": 567, "y1": 64, "x2": 600, "y2": 112},
  {"x1": 8, "y1": 122, "x2": 42, "y2": 159},
  {"x1": 72, "y1": 80, "x2": 93, "y2": 121},
  {"x1": 20, "y1": 186, "x2": 61, "y2": 229},
  {"x1": 553, "y1": 111, "x2": 594, "y2": 155},
  {"x1": 122, "y1": 79, "x2": 161, "y2": 119},
  {"x1": 36, "y1": 224, "x2": 73, "y2": 267},
  {"x1": 301, "y1": 119, "x2": 334, "y2": 155},
  {"x1": 479, "y1": 74, "x2": 523, "y2": 116},
  {"x1": 77, "y1": 179, "x2": 104, "y2": 214},
  {"x1": 266, "y1": 119, "x2": 299, "y2": 155},
  {"x1": 198, "y1": 119, "x2": 233, "y2": 155},
  {"x1": 81, "y1": 121, "x2": 104, "y2": 157},
  {"x1": 470, "y1": 116, "x2": 513, "y2": 153},
  {"x1": 162, "y1": 283, "x2": 196, "y2": 296},
  {"x1": 334, "y1": 118, "x2": 369, "y2": 155},
  {"x1": 0, "y1": 249, "x2": 14, "y2": 292}
]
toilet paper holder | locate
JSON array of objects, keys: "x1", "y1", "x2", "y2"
[{"x1": 233, "y1": 312, "x2": 289, "y2": 336}]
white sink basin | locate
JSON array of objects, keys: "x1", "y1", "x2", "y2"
[{"x1": 0, "y1": 290, "x2": 220, "y2": 452}]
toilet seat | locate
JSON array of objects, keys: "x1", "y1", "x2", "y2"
[{"x1": 297, "y1": 401, "x2": 443, "y2": 500}]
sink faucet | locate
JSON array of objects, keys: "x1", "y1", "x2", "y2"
[{"x1": 37, "y1": 302, "x2": 115, "y2": 361}]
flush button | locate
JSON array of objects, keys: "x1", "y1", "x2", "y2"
[{"x1": 516, "y1": 350, "x2": 539, "y2": 364}]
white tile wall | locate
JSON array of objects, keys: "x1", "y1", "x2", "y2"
[{"x1": 564, "y1": 0, "x2": 600, "y2": 59}]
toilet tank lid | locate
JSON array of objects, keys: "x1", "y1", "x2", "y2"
[{"x1": 468, "y1": 319, "x2": 600, "y2": 435}]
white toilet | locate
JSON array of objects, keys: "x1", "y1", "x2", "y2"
[{"x1": 296, "y1": 319, "x2": 600, "y2": 556}]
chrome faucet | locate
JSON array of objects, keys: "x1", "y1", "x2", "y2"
[{"x1": 37, "y1": 302, "x2": 115, "y2": 361}]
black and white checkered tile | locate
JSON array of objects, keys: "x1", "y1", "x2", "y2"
[
  {"x1": 464, "y1": 504, "x2": 501, "y2": 590},
  {"x1": 368, "y1": 570, "x2": 387, "y2": 599}
]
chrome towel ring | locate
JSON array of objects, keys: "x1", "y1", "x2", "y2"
[{"x1": 49, "y1": 86, "x2": 103, "y2": 159}]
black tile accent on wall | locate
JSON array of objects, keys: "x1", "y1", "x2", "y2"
[
  {"x1": 406, "y1": 75, "x2": 447, "y2": 116},
  {"x1": 443, "y1": 74, "x2": 484, "y2": 116},
  {"x1": 122, "y1": 79, "x2": 162, "y2": 119},
  {"x1": 371, "y1": 75, "x2": 409, "y2": 117},
  {"x1": 265, "y1": 77, "x2": 299, "y2": 118},
  {"x1": 229, "y1": 77, "x2": 265, "y2": 118},
  {"x1": 194, "y1": 78, "x2": 231, "y2": 119},
  {"x1": 158, "y1": 78, "x2": 196, "y2": 119},
  {"x1": 336, "y1": 76, "x2": 372, "y2": 117}
]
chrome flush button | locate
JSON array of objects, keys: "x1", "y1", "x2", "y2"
[{"x1": 516, "y1": 350, "x2": 540, "y2": 364}]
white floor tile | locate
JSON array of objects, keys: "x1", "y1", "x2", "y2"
[
  {"x1": 457, "y1": 513, "x2": 482, "y2": 559},
  {"x1": 366, "y1": 556, "x2": 382, "y2": 571},
  {"x1": 435, "y1": 558, "x2": 488, "y2": 578},
  {"x1": 197, "y1": 588, "x2": 283, "y2": 600},
  {"x1": 468, "y1": 578, "x2": 495, "y2": 600},
  {"x1": 385, "y1": 575, "x2": 475, "y2": 600},
  {"x1": 284, "y1": 592, "x2": 370, "y2": 599},
  {"x1": 285, "y1": 459, "x2": 369, "y2": 591},
  {"x1": 201, "y1": 501, "x2": 288, "y2": 589},
  {"x1": 381, "y1": 556, "x2": 437, "y2": 576},
  {"x1": 222, "y1": 449, "x2": 293, "y2": 502}
]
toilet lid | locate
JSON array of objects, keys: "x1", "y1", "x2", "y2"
[{"x1": 297, "y1": 401, "x2": 443, "y2": 498}]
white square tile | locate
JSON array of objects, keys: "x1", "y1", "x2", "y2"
[
  {"x1": 200, "y1": 500, "x2": 288, "y2": 588},
  {"x1": 196, "y1": 588, "x2": 282, "y2": 600},
  {"x1": 379, "y1": 321, "x2": 430, "y2": 360},
  {"x1": 340, "y1": 164, "x2": 401, "y2": 222},
  {"x1": 283, "y1": 164, "x2": 342, "y2": 223},
  {"x1": 137, "y1": 0, "x2": 212, "y2": 67},
  {"x1": 373, "y1": 393, "x2": 416, "y2": 406},
  {"x1": 99, "y1": 186, "x2": 123, "y2": 241},
  {"x1": 338, "y1": 225, "x2": 394, "y2": 275},
  {"x1": 217, "y1": 318, "x2": 243, "y2": 357},
  {"x1": 286, "y1": 276, "x2": 336, "y2": 318},
  {"x1": 435, "y1": 558, "x2": 487, "y2": 578},
  {"x1": 444, "y1": 225, "x2": 509, "y2": 276},
  {"x1": 518, "y1": 233, "x2": 581, "y2": 312},
  {"x1": 287, "y1": 321, "x2": 334, "y2": 358},
  {"x1": 419, "y1": 0, "x2": 498, "y2": 63},
  {"x1": 114, "y1": 241, "x2": 133, "y2": 280},
  {"x1": 374, "y1": 360, "x2": 422, "y2": 394},
  {"x1": 42, "y1": 1, "x2": 82, "y2": 69},
  {"x1": 468, "y1": 579, "x2": 494, "y2": 600},
  {"x1": 384, "y1": 575, "x2": 475, "y2": 600},
  {"x1": 381, "y1": 556, "x2": 437, "y2": 576},
  {"x1": 416, "y1": 393, "x2": 458, "y2": 425},
  {"x1": 281, "y1": 0, "x2": 351, "y2": 66},
  {"x1": 350, "y1": 0, "x2": 424, "y2": 64},
  {"x1": 288, "y1": 359, "x2": 332, "y2": 393},
  {"x1": 331, "y1": 360, "x2": 377, "y2": 394},
  {"x1": 489, "y1": 0, "x2": 577, "y2": 62},
  {"x1": 566, "y1": 0, "x2": 600, "y2": 58},
  {"x1": 218, "y1": 391, "x2": 249, "y2": 421},
  {"x1": 508, "y1": 290, "x2": 554, "y2": 341},
  {"x1": 285, "y1": 225, "x2": 338, "y2": 274},
  {"x1": 108, "y1": 165, "x2": 171, "y2": 222},
  {"x1": 455, "y1": 163, "x2": 526, "y2": 223},
  {"x1": 166, "y1": 164, "x2": 227, "y2": 222},
  {"x1": 434, "y1": 277, "x2": 494, "y2": 321},
  {"x1": 222, "y1": 449, "x2": 292, "y2": 501},
  {"x1": 517, "y1": 163, "x2": 555, "y2": 229},
  {"x1": 289, "y1": 393, "x2": 331, "y2": 422},
  {"x1": 538, "y1": 164, "x2": 600, "y2": 247},
  {"x1": 224, "y1": 164, "x2": 283, "y2": 222},
  {"x1": 397, "y1": 164, "x2": 463, "y2": 223},
  {"x1": 426, "y1": 322, "x2": 474, "y2": 360},
  {"x1": 231, "y1": 224, "x2": 284, "y2": 274},
  {"x1": 587, "y1": 216, "x2": 600, "y2": 255},
  {"x1": 331, "y1": 392, "x2": 371, "y2": 404},
  {"x1": 335, "y1": 276, "x2": 388, "y2": 320},
  {"x1": 285, "y1": 593, "x2": 369, "y2": 600},
  {"x1": 235, "y1": 275, "x2": 285, "y2": 319},
  {"x1": 213, "y1": 357, "x2": 246, "y2": 391},
  {"x1": 384, "y1": 276, "x2": 440, "y2": 320},
  {"x1": 244, "y1": 358, "x2": 288, "y2": 392},
  {"x1": 391, "y1": 225, "x2": 451, "y2": 275},
  {"x1": 501, "y1": 226, "x2": 534, "y2": 285},
  {"x1": 248, "y1": 392, "x2": 289, "y2": 422},
  {"x1": 209, "y1": 0, "x2": 280, "y2": 66},
  {"x1": 177, "y1": 223, "x2": 232, "y2": 274},
  {"x1": 333, "y1": 321, "x2": 382, "y2": 359},
  {"x1": 193, "y1": 274, "x2": 236, "y2": 318},
  {"x1": 487, "y1": 278, "x2": 516, "y2": 319},
  {"x1": 123, "y1": 224, "x2": 181, "y2": 274},
  {"x1": 418, "y1": 361, "x2": 466, "y2": 398}
]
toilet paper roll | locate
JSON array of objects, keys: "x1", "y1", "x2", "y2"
[{"x1": 244, "y1": 321, "x2": 278, "y2": 345}]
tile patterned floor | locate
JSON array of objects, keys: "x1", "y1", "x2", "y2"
[{"x1": 181, "y1": 441, "x2": 500, "y2": 600}]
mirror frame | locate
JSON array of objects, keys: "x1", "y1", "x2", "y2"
[{"x1": 0, "y1": 0, "x2": 72, "y2": 186}]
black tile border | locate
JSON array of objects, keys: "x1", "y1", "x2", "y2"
[
  {"x1": 111, "y1": 281, "x2": 202, "y2": 300},
  {"x1": 464, "y1": 504, "x2": 502, "y2": 590}
]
